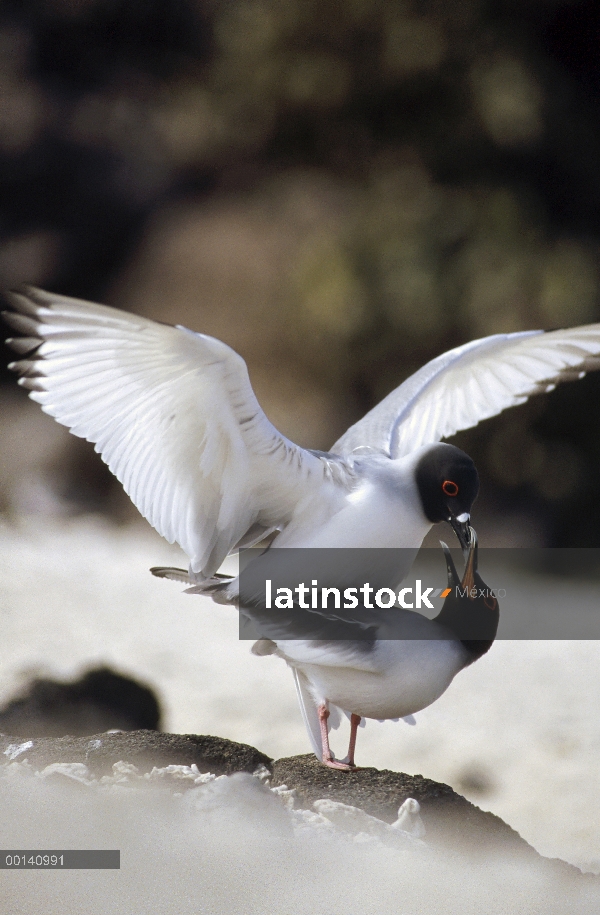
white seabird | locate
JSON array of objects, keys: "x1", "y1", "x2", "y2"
[
  {"x1": 4, "y1": 288, "x2": 600, "y2": 764},
  {"x1": 179, "y1": 528, "x2": 499, "y2": 769}
]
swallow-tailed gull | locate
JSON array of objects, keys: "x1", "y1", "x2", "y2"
[
  {"x1": 174, "y1": 529, "x2": 498, "y2": 769},
  {"x1": 4, "y1": 287, "x2": 600, "y2": 765}
]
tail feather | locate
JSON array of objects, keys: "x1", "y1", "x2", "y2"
[
  {"x1": 292, "y1": 669, "x2": 323, "y2": 762},
  {"x1": 184, "y1": 573, "x2": 236, "y2": 600},
  {"x1": 150, "y1": 566, "x2": 192, "y2": 583},
  {"x1": 150, "y1": 567, "x2": 236, "y2": 601}
]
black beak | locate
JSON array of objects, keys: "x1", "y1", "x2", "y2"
[
  {"x1": 440, "y1": 541, "x2": 461, "y2": 591},
  {"x1": 440, "y1": 527, "x2": 478, "y2": 592},
  {"x1": 449, "y1": 515, "x2": 472, "y2": 554}
]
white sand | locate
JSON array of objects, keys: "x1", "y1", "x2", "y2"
[{"x1": 1, "y1": 515, "x2": 599, "y2": 871}]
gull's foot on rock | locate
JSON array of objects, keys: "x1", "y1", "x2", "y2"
[{"x1": 323, "y1": 758, "x2": 356, "y2": 771}]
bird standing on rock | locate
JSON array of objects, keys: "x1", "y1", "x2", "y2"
[
  {"x1": 194, "y1": 528, "x2": 499, "y2": 770},
  {"x1": 4, "y1": 287, "x2": 600, "y2": 764}
]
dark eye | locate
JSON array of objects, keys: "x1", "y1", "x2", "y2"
[{"x1": 442, "y1": 480, "x2": 459, "y2": 496}]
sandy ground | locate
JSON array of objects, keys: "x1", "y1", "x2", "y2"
[{"x1": 1, "y1": 515, "x2": 599, "y2": 871}]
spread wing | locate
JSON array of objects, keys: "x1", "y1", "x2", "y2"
[
  {"x1": 332, "y1": 327, "x2": 600, "y2": 459},
  {"x1": 4, "y1": 287, "x2": 333, "y2": 576}
]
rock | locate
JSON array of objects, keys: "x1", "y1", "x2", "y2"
[
  {"x1": 271, "y1": 754, "x2": 586, "y2": 879},
  {"x1": 311, "y1": 797, "x2": 424, "y2": 849},
  {"x1": 0, "y1": 730, "x2": 272, "y2": 778},
  {"x1": 393, "y1": 797, "x2": 426, "y2": 837},
  {"x1": 0, "y1": 729, "x2": 593, "y2": 883},
  {"x1": 0, "y1": 667, "x2": 161, "y2": 737}
]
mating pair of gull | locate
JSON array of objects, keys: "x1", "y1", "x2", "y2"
[{"x1": 5, "y1": 288, "x2": 600, "y2": 768}]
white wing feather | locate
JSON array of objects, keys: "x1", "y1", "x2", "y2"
[
  {"x1": 4, "y1": 287, "x2": 331, "y2": 576},
  {"x1": 332, "y1": 328, "x2": 600, "y2": 458}
]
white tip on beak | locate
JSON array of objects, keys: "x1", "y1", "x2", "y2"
[{"x1": 456, "y1": 512, "x2": 470, "y2": 523}]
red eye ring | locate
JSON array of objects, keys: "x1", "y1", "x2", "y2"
[{"x1": 442, "y1": 480, "x2": 459, "y2": 497}]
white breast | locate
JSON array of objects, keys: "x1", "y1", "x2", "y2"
[{"x1": 297, "y1": 638, "x2": 468, "y2": 720}]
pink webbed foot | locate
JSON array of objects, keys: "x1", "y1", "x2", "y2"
[
  {"x1": 323, "y1": 759, "x2": 356, "y2": 772},
  {"x1": 323, "y1": 758, "x2": 355, "y2": 771}
]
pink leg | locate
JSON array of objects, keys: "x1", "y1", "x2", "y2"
[
  {"x1": 318, "y1": 703, "x2": 353, "y2": 771},
  {"x1": 346, "y1": 713, "x2": 361, "y2": 767}
]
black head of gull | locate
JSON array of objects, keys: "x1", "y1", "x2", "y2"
[{"x1": 415, "y1": 443, "x2": 479, "y2": 551}]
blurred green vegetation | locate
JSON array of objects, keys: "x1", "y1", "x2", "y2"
[{"x1": 1, "y1": 0, "x2": 600, "y2": 544}]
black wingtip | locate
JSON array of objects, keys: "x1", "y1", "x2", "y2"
[
  {"x1": 4, "y1": 286, "x2": 56, "y2": 318},
  {"x1": 4, "y1": 335, "x2": 43, "y2": 356},
  {"x1": 2, "y1": 309, "x2": 40, "y2": 337}
]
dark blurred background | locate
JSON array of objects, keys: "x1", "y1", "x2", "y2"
[{"x1": 1, "y1": 0, "x2": 600, "y2": 546}]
